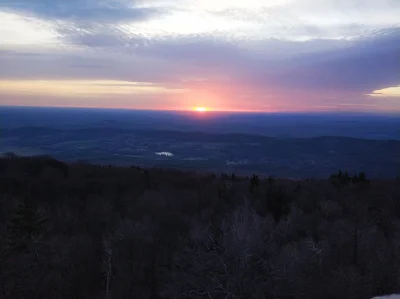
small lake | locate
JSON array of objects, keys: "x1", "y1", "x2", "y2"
[{"x1": 155, "y1": 152, "x2": 174, "y2": 157}]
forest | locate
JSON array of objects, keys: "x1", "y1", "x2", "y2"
[{"x1": 0, "y1": 154, "x2": 399, "y2": 299}]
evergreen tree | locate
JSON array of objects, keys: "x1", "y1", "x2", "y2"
[
  {"x1": 7, "y1": 198, "x2": 46, "y2": 248},
  {"x1": 266, "y1": 176, "x2": 275, "y2": 186},
  {"x1": 231, "y1": 172, "x2": 236, "y2": 181},
  {"x1": 249, "y1": 174, "x2": 260, "y2": 192},
  {"x1": 266, "y1": 186, "x2": 290, "y2": 222}
]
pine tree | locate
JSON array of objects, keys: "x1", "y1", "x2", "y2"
[
  {"x1": 231, "y1": 172, "x2": 236, "y2": 181},
  {"x1": 249, "y1": 174, "x2": 260, "y2": 192},
  {"x1": 7, "y1": 198, "x2": 46, "y2": 249}
]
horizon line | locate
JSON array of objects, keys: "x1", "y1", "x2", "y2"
[{"x1": 0, "y1": 104, "x2": 399, "y2": 116}]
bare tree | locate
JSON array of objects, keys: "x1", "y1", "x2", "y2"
[
  {"x1": 162, "y1": 200, "x2": 276, "y2": 299},
  {"x1": 103, "y1": 235, "x2": 113, "y2": 299}
]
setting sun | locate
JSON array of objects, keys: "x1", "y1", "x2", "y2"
[{"x1": 194, "y1": 107, "x2": 208, "y2": 112}]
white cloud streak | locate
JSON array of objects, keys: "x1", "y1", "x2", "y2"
[{"x1": 0, "y1": 11, "x2": 61, "y2": 47}]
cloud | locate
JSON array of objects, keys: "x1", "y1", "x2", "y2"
[
  {"x1": 0, "y1": 80, "x2": 187, "y2": 99},
  {"x1": 0, "y1": 0, "x2": 164, "y2": 50},
  {"x1": 136, "y1": 0, "x2": 400, "y2": 40},
  {"x1": 248, "y1": 29, "x2": 400, "y2": 96},
  {"x1": 368, "y1": 86, "x2": 400, "y2": 98},
  {"x1": 0, "y1": 0, "x2": 163, "y2": 23},
  {"x1": 0, "y1": 11, "x2": 61, "y2": 47},
  {"x1": 115, "y1": 28, "x2": 400, "y2": 95}
]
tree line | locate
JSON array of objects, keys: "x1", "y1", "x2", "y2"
[{"x1": 0, "y1": 155, "x2": 399, "y2": 299}]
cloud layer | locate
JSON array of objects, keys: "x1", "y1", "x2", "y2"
[{"x1": 0, "y1": 0, "x2": 399, "y2": 112}]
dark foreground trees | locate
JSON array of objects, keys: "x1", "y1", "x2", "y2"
[{"x1": 0, "y1": 156, "x2": 399, "y2": 299}]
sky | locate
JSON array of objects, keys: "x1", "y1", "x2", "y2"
[{"x1": 0, "y1": 0, "x2": 399, "y2": 113}]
